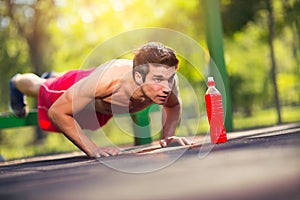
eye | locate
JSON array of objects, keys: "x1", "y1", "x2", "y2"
[
  {"x1": 168, "y1": 77, "x2": 174, "y2": 84},
  {"x1": 154, "y1": 78, "x2": 162, "y2": 83}
]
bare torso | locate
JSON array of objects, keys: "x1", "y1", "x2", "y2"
[{"x1": 92, "y1": 59, "x2": 153, "y2": 115}]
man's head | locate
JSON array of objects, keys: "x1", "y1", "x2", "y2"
[
  {"x1": 132, "y1": 42, "x2": 179, "y2": 105},
  {"x1": 133, "y1": 42, "x2": 179, "y2": 82}
]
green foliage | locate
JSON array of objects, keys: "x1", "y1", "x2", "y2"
[
  {"x1": 221, "y1": 0, "x2": 265, "y2": 36},
  {"x1": 224, "y1": 0, "x2": 300, "y2": 116},
  {"x1": 0, "y1": 23, "x2": 31, "y2": 111},
  {"x1": 225, "y1": 24, "x2": 270, "y2": 115}
]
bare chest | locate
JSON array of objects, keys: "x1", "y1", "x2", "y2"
[{"x1": 95, "y1": 98, "x2": 152, "y2": 115}]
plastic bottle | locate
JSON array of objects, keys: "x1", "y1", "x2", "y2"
[{"x1": 205, "y1": 77, "x2": 227, "y2": 144}]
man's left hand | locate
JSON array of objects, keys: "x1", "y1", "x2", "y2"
[{"x1": 159, "y1": 136, "x2": 193, "y2": 148}]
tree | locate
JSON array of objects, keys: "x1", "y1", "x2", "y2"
[
  {"x1": 2, "y1": 0, "x2": 58, "y2": 142},
  {"x1": 221, "y1": 0, "x2": 264, "y2": 36},
  {"x1": 266, "y1": 0, "x2": 282, "y2": 124},
  {"x1": 283, "y1": 0, "x2": 300, "y2": 58},
  {"x1": 4, "y1": 0, "x2": 57, "y2": 75},
  {"x1": 283, "y1": 0, "x2": 300, "y2": 86},
  {"x1": 220, "y1": 0, "x2": 290, "y2": 124}
]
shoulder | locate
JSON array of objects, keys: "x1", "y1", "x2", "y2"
[
  {"x1": 96, "y1": 59, "x2": 132, "y2": 70},
  {"x1": 91, "y1": 59, "x2": 132, "y2": 80},
  {"x1": 89, "y1": 59, "x2": 133, "y2": 97}
]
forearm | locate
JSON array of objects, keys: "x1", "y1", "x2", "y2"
[
  {"x1": 161, "y1": 104, "x2": 181, "y2": 139},
  {"x1": 48, "y1": 108, "x2": 98, "y2": 157}
]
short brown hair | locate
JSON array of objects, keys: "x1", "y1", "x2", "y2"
[{"x1": 133, "y1": 42, "x2": 179, "y2": 82}]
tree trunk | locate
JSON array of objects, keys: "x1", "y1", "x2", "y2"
[
  {"x1": 28, "y1": 34, "x2": 47, "y2": 143},
  {"x1": 6, "y1": 0, "x2": 48, "y2": 142},
  {"x1": 267, "y1": 0, "x2": 282, "y2": 124}
]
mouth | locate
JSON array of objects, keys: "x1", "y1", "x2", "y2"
[{"x1": 158, "y1": 95, "x2": 168, "y2": 102}]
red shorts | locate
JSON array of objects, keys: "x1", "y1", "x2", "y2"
[{"x1": 38, "y1": 68, "x2": 112, "y2": 132}]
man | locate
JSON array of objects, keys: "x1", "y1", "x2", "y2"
[{"x1": 9, "y1": 42, "x2": 191, "y2": 158}]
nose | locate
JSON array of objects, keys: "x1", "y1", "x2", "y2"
[
  {"x1": 162, "y1": 89, "x2": 171, "y2": 95},
  {"x1": 161, "y1": 81, "x2": 171, "y2": 94}
]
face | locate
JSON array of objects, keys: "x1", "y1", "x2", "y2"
[{"x1": 139, "y1": 64, "x2": 176, "y2": 105}]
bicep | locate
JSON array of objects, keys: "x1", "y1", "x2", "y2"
[
  {"x1": 50, "y1": 85, "x2": 93, "y2": 116},
  {"x1": 50, "y1": 71, "x2": 100, "y2": 115},
  {"x1": 50, "y1": 63, "x2": 122, "y2": 115},
  {"x1": 53, "y1": 68, "x2": 116, "y2": 113}
]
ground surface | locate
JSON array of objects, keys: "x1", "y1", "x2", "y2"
[{"x1": 0, "y1": 123, "x2": 300, "y2": 200}]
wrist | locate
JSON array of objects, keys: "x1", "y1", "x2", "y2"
[
  {"x1": 161, "y1": 133, "x2": 174, "y2": 140},
  {"x1": 85, "y1": 144, "x2": 99, "y2": 158}
]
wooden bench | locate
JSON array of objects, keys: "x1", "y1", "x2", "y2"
[{"x1": 0, "y1": 110, "x2": 38, "y2": 129}]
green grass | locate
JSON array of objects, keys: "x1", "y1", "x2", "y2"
[
  {"x1": 1, "y1": 106, "x2": 300, "y2": 161},
  {"x1": 0, "y1": 128, "x2": 78, "y2": 160},
  {"x1": 233, "y1": 106, "x2": 300, "y2": 130}
]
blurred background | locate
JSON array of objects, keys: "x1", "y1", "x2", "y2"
[{"x1": 0, "y1": 0, "x2": 299, "y2": 160}]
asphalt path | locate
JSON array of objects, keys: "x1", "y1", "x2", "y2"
[{"x1": 0, "y1": 123, "x2": 300, "y2": 200}]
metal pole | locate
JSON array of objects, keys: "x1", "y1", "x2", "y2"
[
  {"x1": 202, "y1": 0, "x2": 233, "y2": 131},
  {"x1": 131, "y1": 106, "x2": 152, "y2": 145}
]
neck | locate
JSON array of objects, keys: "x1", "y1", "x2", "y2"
[{"x1": 130, "y1": 83, "x2": 150, "y2": 103}]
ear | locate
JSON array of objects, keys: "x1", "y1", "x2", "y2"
[{"x1": 134, "y1": 71, "x2": 143, "y2": 85}]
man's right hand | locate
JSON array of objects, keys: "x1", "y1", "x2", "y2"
[{"x1": 92, "y1": 146, "x2": 120, "y2": 158}]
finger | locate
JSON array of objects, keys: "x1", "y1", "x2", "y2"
[
  {"x1": 93, "y1": 153, "x2": 101, "y2": 158},
  {"x1": 175, "y1": 138, "x2": 186, "y2": 146},
  {"x1": 116, "y1": 149, "x2": 121, "y2": 155},
  {"x1": 110, "y1": 152, "x2": 117, "y2": 156},
  {"x1": 160, "y1": 140, "x2": 167, "y2": 147},
  {"x1": 181, "y1": 137, "x2": 191, "y2": 145},
  {"x1": 109, "y1": 148, "x2": 120, "y2": 156},
  {"x1": 112, "y1": 149, "x2": 120, "y2": 155},
  {"x1": 101, "y1": 151, "x2": 110, "y2": 157},
  {"x1": 166, "y1": 138, "x2": 173, "y2": 144}
]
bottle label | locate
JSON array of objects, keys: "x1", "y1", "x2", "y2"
[{"x1": 205, "y1": 93, "x2": 227, "y2": 144}]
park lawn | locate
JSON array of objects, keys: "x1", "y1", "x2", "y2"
[
  {"x1": 233, "y1": 106, "x2": 300, "y2": 130},
  {"x1": 1, "y1": 106, "x2": 300, "y2": 161}
]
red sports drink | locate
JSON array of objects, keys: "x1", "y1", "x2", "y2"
[{"x1": 205, "y1": 77, "x2": 227, "y2": 144}]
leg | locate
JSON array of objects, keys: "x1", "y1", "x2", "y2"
[
  {"x1": 9, "y1": 73, "x2": 46, "y2": 117},
  {"x1": 9, "y1": 71, "x2": 65, "y2": 117},
  {"x1": 13, "y1": 73, "x2": 46, "y2": 97},
  {"x1": 41, "y1": 71, "x2": 65, "y2": 79}
]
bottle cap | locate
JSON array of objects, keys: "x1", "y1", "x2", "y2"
[
  {"x1": 208, "y1": 76, "x2": 215, "y2": 86},
  {"x1": 208, "y1": 77, "x2": 214, "y2": 82}
]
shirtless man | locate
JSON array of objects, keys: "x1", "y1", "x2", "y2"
[{"x1": 9, "y1": 42, "x2": 191, "y2": 158}]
